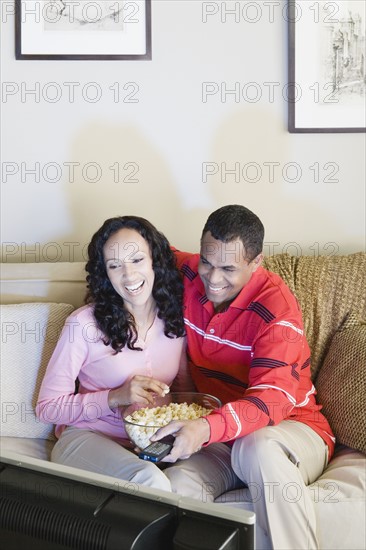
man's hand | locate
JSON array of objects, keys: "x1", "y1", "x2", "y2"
[{"x1": 150, "y1": 417, "x2": 211, "y2": 462}]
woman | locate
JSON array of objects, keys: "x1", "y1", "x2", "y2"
[{"x1": 36, "y1": 216, "x2": 188, "y2": 491}]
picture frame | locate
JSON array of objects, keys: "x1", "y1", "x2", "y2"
[
  {"x1": 15, "y1": 0, "x2": 151, "y2": 60},
  {"x1": 288, "y1": 0, "x2": 366, "y2": 133}
]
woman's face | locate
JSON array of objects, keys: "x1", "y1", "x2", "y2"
[{"x1": 103, "y1": 228, "x2": 155, "y2": 312}]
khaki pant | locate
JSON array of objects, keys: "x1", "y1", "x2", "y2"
[
  {"x1": 52, "y1": 425, "x2": 172, "y2": 492},
  {"x1": 165, "y1": 421, "x2": 329, "y2": 550}
]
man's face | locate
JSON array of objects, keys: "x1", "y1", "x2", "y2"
[{"x1": 198, "y1": 231, "x2": 262, "y2": 309}]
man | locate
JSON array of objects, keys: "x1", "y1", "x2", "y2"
[{"x1": 153, "y1": 205, "x2": 335, "y2": 550}]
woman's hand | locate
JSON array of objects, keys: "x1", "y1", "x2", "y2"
[
  {"x1": 108, "y1": 375, "x2": 170, "y2": 408},
  {"x1": 150, "y1": 417, "x2": 211, "y2": 462}
]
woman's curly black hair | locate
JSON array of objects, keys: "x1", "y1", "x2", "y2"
[{"x1": 85, "y1": 216, "x2": 185, "y2": 353}]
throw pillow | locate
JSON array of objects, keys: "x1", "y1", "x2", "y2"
[
  {"x1": 315, "y1": 316, "x2": 366, "y2": 454},
  {"x1": 0, "y1": 302, "x2": 74, "y2": 440}
]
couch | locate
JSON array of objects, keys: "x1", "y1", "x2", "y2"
[{"x1": 1, "y1": 254, "x2": 365, "y2": 549}]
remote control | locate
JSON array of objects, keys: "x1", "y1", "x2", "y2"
[{"x1": 138, "y1": 435, "x2": 175, "y2": 463}]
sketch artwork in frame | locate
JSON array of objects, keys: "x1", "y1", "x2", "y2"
[
  {"x1": 16, "y1": 1, "x2": 151, "y2": 60},
  {"x1": 288, "y1": 0, "x2": 366, "y2": 132}
]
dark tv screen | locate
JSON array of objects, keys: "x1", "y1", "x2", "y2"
[{"x1": 0, "y1": 455, "x2": 255, "y2": 550}]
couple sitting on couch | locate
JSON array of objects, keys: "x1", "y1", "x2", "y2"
[{"x1": 36, "y1": 204, "x2": 335, "y2": 550}]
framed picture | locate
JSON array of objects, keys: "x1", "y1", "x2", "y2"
[
  {"x1": 15, "y1": 0, "x2": 151, "y2": 60},
  {"x1": 288, "y1": 0, "x2": 366, "y2": 132}
]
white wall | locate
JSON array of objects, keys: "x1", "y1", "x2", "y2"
[{"x1": 1, "y1": 1, "x2": 365, "y2": 263}]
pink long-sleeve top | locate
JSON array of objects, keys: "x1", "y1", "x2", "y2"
[{"x1": 36, "y1": 305, "x2": 188, "y2": 445}]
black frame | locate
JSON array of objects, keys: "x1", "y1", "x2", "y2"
[
  {"x1": 288, "y1": 0, "x2": 365, "y2": 133},
  {"x1": 15, "y1": 0, "x2": 152, "y2": 61}
]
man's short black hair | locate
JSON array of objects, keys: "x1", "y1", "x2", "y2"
[{"x1": 201, "y1": 204, "x2": 264, "y2": 262}]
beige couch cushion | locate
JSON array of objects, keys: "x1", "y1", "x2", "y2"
[
  {"x1": 315, "y1": 317, "x2": 366, "y2": 454},
  {"x1": 0, "y1": 436, "x2": 54, "y2": 461},
  {"x1": 0, "y1": 302, "x2": 74, "y2": 440}
]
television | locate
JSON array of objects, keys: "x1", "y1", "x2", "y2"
[{"x1": 0, "y1": 451, "x2": 255, "y2": 550}]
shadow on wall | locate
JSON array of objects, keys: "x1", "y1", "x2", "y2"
[
  {"x1": 2, "y1": 109, "x2": 354, "y2": 264},
  {"x1": 204, "y1": 106, "x2": 348, "y2": 256},
  {"x1": 58, "y1": 121, "x2": 230, "y2": 261},
  {"x1": 51, "y1": 122, "x2": 206, "y2": 261}
]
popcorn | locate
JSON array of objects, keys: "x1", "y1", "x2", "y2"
[{"x1": 124, "y1": 401, "x2": 212, "y2": 450}]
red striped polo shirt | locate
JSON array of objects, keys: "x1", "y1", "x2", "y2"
[{"x1": 174, "y1": 249, "x2": 335, "y2": 458}]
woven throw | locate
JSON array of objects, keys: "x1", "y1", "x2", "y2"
[
  {"x1": 264, "y1": 253, "x2": 366, "y2": 380},
  {"x1": 0, "y1": 302, "x2": 74, "y2": 439},
  {"x1": 315, "y1": 317, "x2": 366, "y2": 454},
  {"x1": 263, "y1": 253, "x2": 297, "y2": 296}
]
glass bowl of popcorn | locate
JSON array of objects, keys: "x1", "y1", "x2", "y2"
[{"x1": 122, "y1": 392, "x2": 221, "y2": 450}]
